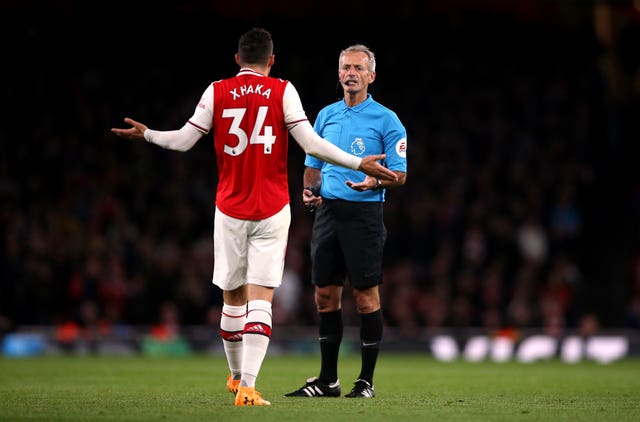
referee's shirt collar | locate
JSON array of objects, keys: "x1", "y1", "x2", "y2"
[{"x1": 340, "y1": 94, "x2": 373, "y2": 112}]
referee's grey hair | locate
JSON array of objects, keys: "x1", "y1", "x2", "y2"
[{"x1": 340, "y1": 44, "x2": 376, "y2": 72}]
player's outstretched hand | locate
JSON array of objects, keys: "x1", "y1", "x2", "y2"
[
  {"x1": 111, "y1": 117, "x2": 148, "y2": 141},
  {"x1": 358, "y1": 154, "x2": 397, "y2": 182}
]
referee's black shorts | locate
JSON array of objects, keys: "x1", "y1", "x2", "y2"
[{"x1": 310, "y1": 198, "x2": 387, "y2": 290}]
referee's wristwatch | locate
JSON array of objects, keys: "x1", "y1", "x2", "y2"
[{"x1": 372, "y1": 178, "x2": 382, "y2": 191}]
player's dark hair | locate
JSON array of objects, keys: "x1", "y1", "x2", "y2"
[{"x1": 238, "y1": 27, "x2": 273, "y2": 66}]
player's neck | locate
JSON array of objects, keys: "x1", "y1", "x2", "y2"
[{"x1": 243, "y1": 65, "x2": 270, "y2": 76}]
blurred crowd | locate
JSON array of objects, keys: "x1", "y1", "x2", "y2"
[{"x1": 2, "y1": 2, "x2": 639, "y2": 340}]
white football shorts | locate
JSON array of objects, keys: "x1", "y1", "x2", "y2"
[{"x1": 212, "y1": 204, "x2": 291, "y2": 290}]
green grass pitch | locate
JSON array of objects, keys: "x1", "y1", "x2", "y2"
[{"x1": 1, "y1": 353, "x2": 639, "y2": 421}]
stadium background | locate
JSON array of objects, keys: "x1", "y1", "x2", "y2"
[{"x1": 1, "y1": 0, "x2": 639, "y2": 355}]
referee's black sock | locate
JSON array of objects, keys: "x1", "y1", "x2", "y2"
[
  {"x1": 358, "y1": 309, "x2": 383, "y2": 385},
  {"x1": 318, "y1": 309, "x2": 343, "y2": 384}
]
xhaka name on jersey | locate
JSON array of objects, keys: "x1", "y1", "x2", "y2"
[{"x1": 230, "y1": 84, "x2": 272, "y2": 100}]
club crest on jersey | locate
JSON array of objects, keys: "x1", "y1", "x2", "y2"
[{"x1": 350, "y1": 138, "x2": 365, "y2": 155}]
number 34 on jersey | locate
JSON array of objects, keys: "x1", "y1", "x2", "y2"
[{"x1": 222, "y1": 106, "x2": 275, "y2": 156}]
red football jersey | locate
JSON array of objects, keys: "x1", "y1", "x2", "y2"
[{"x1": 211, "y1": 71, "x2": 290, "y2": 220}]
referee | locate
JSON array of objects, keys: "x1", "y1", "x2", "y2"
[{"x1": 285, "y1": 44, "x2": 407, "y2": 399}]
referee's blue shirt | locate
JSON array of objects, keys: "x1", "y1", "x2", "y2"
[{"x1": 305, "y1": 94, "x2": 407, "y2": 202}]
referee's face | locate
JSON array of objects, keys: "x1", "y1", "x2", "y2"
[{"x1": 339, "y1": 51, "x2": 376, "y2": 96}]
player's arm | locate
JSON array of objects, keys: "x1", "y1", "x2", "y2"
[
  {"x1": 111, "y1": 85, "x2": 212, "y2": 151},
  {"x1": 111, "y1": 117, "x2": 204, "y2": 152},
  {"x1": 143, "y1": 123, "x2": 203, "y2": 151},
  {"x1": 284, "y1": 83, "x2": 397, "y2": 182}
]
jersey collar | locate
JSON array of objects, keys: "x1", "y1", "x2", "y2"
[
  {"x1": 341, "y1": 94, "x2": 373, "y2": 112},
  {"x1": 237, "y1": 68, "x2": 265, "y2": 77}
]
